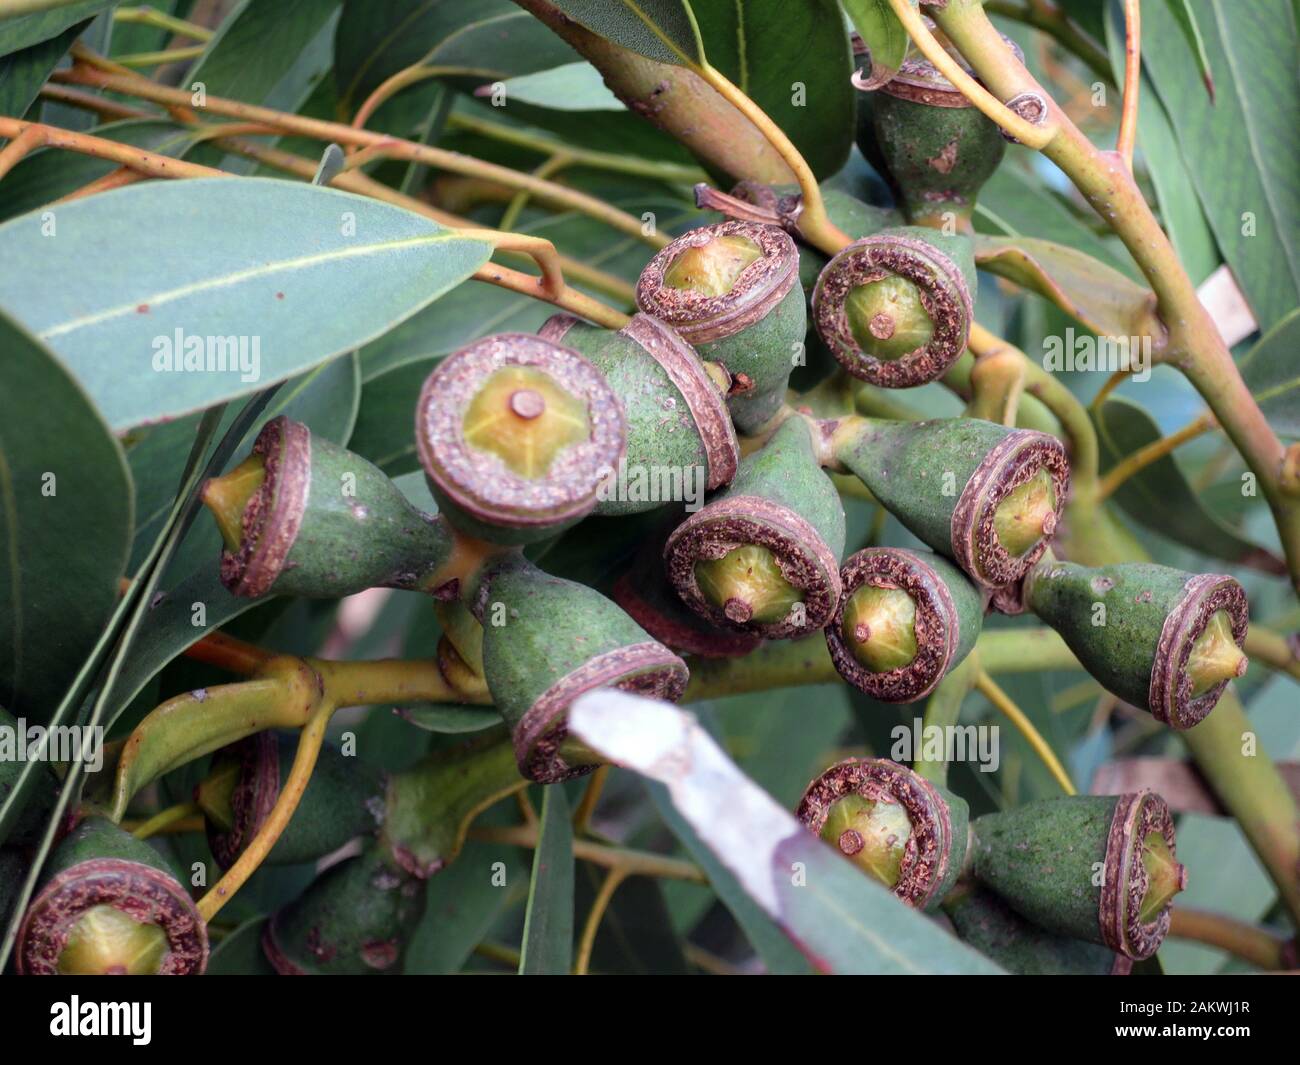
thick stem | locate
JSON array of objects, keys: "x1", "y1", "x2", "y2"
[{"x1": 982, "y1": 1, "x2": 1113, "y2": 84}]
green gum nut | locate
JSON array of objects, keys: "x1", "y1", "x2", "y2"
[
  {"x1": 0, "y1": 705, "x2": 59, "y2": 845},
  {"x1": 262, "y1": 840, "x2": 425, "y2": 975},
  {"x1": 205, "y1": 416, "x2": 457, "y2": 600},
  {"x1": 635, "y1": 220, "x2": 805, "y2": 435},
  {"x1": 664, "y1": 417, "x2": 847, "y2": 639},
  {"x1": 796, "y1": 757, "x2": 968, "y2": 911},
  {"x1": 826, "y1": 547, "x2": 984, "y2": 702},
  {"x1": 971, "y1": 792, "x2": 1186, "y2": 961},
  {"x1": 198, "y1": 731, "x2": 386, "y2": 871},
  {"x1": 471, "y1": 555, "x2": 689, "y2": 784},
  {"x1": 539, "y1": 312, "x2": 739, "y2": 516},
  {"x1": 383, "y1": 726, "x2": 527, "y2": 877},
  {"x1": 612, "y1": 517, "x2": 763, "y2": 659},
  {"x1": 813, "y1": 226, "x2": 976, "y2": 388},
  {"x1": 17, "y1": 817, "x2": 207, "y2": 975},
  {"x1": 1023, "y1": 560, "x2": 1249, "y2": 728},
  {"x1": 836, "y1": 417, "x2": 1070, "y2": 590},
  {"x1": 944, "y1": 883, "x2": 1132, "y2": 975},
  {"x1": 867, "y1": 53, "x2": 1007, "y2": 230},
  {"x1": 416, "y1": 333, "x2": 627, "y2": 545}
]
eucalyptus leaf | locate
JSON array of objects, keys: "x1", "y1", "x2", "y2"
[
  {"x1": 549, "y1": 0, "x2": 704, "y2": 67},
  {"x1": 497, "y1": 60, "x2": 624, "y2": 111},
  {"x1": 0, "y1": 16, "x2": 82, "y2": 119},
  {"x1": 1162, "y1": 0, "x2": 1216, "y2": 99},
  {"x1": 0, "y1": 0, "x2": 110, "y2": 58},
  {"x1": 518, "y1": 784, "x2": 574, "y2": 974},
  {"x1": 0, "y1": 177, "x2": 492, "y2": 431},
  {"x1": 841, "y1": 0, "x2": 909, "y2": 90},
  {"x1": 1237, "y1": 307, "x2": 1300, "y2": 439}
]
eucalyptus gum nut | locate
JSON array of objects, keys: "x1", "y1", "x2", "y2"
[
  {"x1": 0, "y1": 705, "x2": 59, "y2": 845},
  {"x1": 212, "y1": 416, "x2": 457, "y2": 600},
  {"x1": 971, "y1": 792, "x2": 1185, "y2": 960},
  {"x1": 813, "y1": 226, "x2": 975, "y2": 388},
  {"x1": 664, "y1": 418, "x2": 847, "y2": 639},
  {"x1": 470, "y1": 555, "x2": 688, "y2": 784},
  {"x1": 384, "y1": 727, "x2": 526, "y2": 878},
  {"x1": 415, "y1": 333, "x2": 627, "y2": 545},
  {"x1": 945, "y1": 883, "x2": 1133, "y2": 975},
  {"x1": 203, "y1": 732, "x2": 386, "y2": 870},
  {"x1": 836, "y1": 418, "x2": 1070, "y2": 589},
  {"x1": 17, "y1": 818, "x2": 207, "y2": 975},
  {"x1": 826, "y1": 547, "x2": 984, "y2": 702},
  {"x1": 1023, "y1": 561, "x2": 1249, "y2": 728},
  {"x1": 541, "y1": 313, "x2": 739, "y2": 516},
  {"x1": 635, "y1": 221, "x2": 804, "y2": 436},
  {"x1": 262, "y1": 841, "x2": 425, "y2": 975},
  {"x1": 870, "y1": 71, "x2": 1006, "y2": 229},
  {"x1": 612, "y1": 519, "x2": 762, "y2": 659},
  {"x1": 796, "y1": 757, "x2": 968, "y2": 911}
]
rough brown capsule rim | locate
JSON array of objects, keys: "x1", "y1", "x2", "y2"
[
  {"x1": 514, "y1": 641, "x2": 689, "y2": 784},
  {"x1": 415, "y1": 333, "x2": 627, "y2": 529},
  {"x1": 1149, "y1": 573, "x2": 1249, "y2": 729},
  {"x1": 17, "y1": 857, "x2": 209, "y2": 975},
  {"x1": 206, "y1": 731, "x2": 280, "y2": 870},
  {"x1": 825, "y1": 547, "x2": 961, "y2": 703},
  {"x1": 950, "y1": 429, "x2": 1070, "y2": 590},
  {"x1": 621, "y1": 313, "x2": 740, "y2": 490},
  {"x1": 635, "y1": 220, "x2": 800, "y2": 345},
  {"x1": 812, "y1": 233, "x2": 973, "y2": 388},
  {"x1": 796, "y1": 757, "x2": 954, "y2": 910},
  {"x1": 218, "y1": 415, "x2": 309, "y2": 599},
  {"x1": 663, "y1": 494, "x2": 843, "y2": 639},
  {"x1": 1100, "y1": 791, "x2": 1177, "y2": 961},
  {"x1": 537, "y1": 312, "x2": 580, "y2": 344}
]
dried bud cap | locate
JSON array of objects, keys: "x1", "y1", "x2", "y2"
[
  {"x1": 826, "y1": 547, "x2": 984, "y2": 702},
  {"x1": 971, "y1": 791, "x2": 1184, "y2": 960},
  {"x1": 636, "y1": 221, "x2": 805, "y2": 434},
  {"x1": 797, "y1": 757, "x2": 969, "y2": 911},
  {"x1": 665, "y1": 418, "x2": 846, "y2": 640},
  {"x1": 539, "y1": 313, "x2": 739, "y2": 514},
  {"x1": 200, "y1": 731, "x2": 386, "y2": 870},
  {"x1": 1024, "y1": 560, "x2": 1249, "y2": 728},
  {"x1": 205, "y1": 416, "x2": 457, "y2": 599},
  {"x1": 263, "y1": 841, "x2": 425, "y2": 975},
  {"x1": 17, "y1": 818, "x2": 207, "y2": 975},
  {"x1": 472, "y1": 556, "x2": 688, "y2": 783},
  {"x1": 813, "y1": 227, "x2": 976, "y2": 387},
  {"x1": 416, "y1": 333, "x2": 626, "y2": 544},
  {"x1": 836, "y1": 418, "x2": 1069, "y2": 589}
]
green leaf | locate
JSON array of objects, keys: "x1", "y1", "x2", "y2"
[
  {"x1": 1094, "y1": 396, "x2": 1286, "y2": 575},
  {"x1": 518, "y1": 784, "x2": 574, "y2": 974},
  {"x1": 972, "y1": 234, "x2": 1158, "y2": 339},
  {"x1": 1238, "y1": 308, "x2": 1300, "y2": 439},
  {"x1": 692, "y1": 0, "x2": 854, "y2": 179},
  {"x1": 570, "y1": 690, "x2": 1004, "y2": 974},
  {"x1": 397, "y1": 704, "x2": 501, "y2": 734},
  {"x1": 549, "y1": 0, "x2": 704, "y2": 67},
  {"x1": 0, "y1": 17, "x2": 81, "y2": 119},
  {"x1": 0, "y1": 0, "x2": 110, "y2": 57},
  {"x1": 334, "y1": 0, "x2": 578, "y2": 111},
  {"x1": 1142, "y1": 0, "x2": 1300, "y2": 331},
  {"x1": 841, "y1": 0, "x2": 909, "y2": 89},
  {"x1": 1163, "y1": 0, "x2": 1216, "y2": 99},
  {"x1": 0, "y1": 310, "x2": 132, "y2": 720},
  {"x1": 0, "y1": 177, "x2": 492, "y2": 431},
  {"x1": 498, "y1": 60, "x2": 624, "y2": 111}
]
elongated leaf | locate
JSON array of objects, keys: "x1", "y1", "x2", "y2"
[
  {"x1": 1238, "y1": 308, "x2": 1300, "y2": 439},
  {"x1": 334, "y1": 0, "x2": 578, "y2": 110},
  {"x1": 1094, "y1": 396, "x2": 1285, "y2": 575},
  {"x1": 1142, "y1": 0, "x2": 1300, "y2": 331},
  {"x1": 498, "y1": 60, "x2": 623, "y2": 111},
  {"x1": 0, "y1": 178, "x2": 492, "y2": 431},
  {"x1": 0, "y1": 310, "x2": 132, "y2": 720},
  {"x1": 398, "y1": 705, "x2": 500, "y2": 733},
  {"x1": 0, "y1": 0, "x2": 109, "y2": 57},
  {"x1": 692, "y1": 0, "x2": 853, "y2": 179},
  {"x1": 569, "y1": 691, "x2": 1004, "y2": 974},
  {"x1": 973, "y1": 234, "x2": 1158, "y2": 339},
  {"x1": 1163, "y1": 0, "x2": 1216, "y2": 98},
  {"x1": 841, "y1": 0, "x2": 909, "y2": 89},
  {"x1": 518, "y1": 784, "x2": 574, "y2": 974},
  {"x1": 0, "y1": 17, "x2": 81, "y2": 119},
  {"x1": 549, "y1": 0, "x2": 704, "y2": 66}
]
